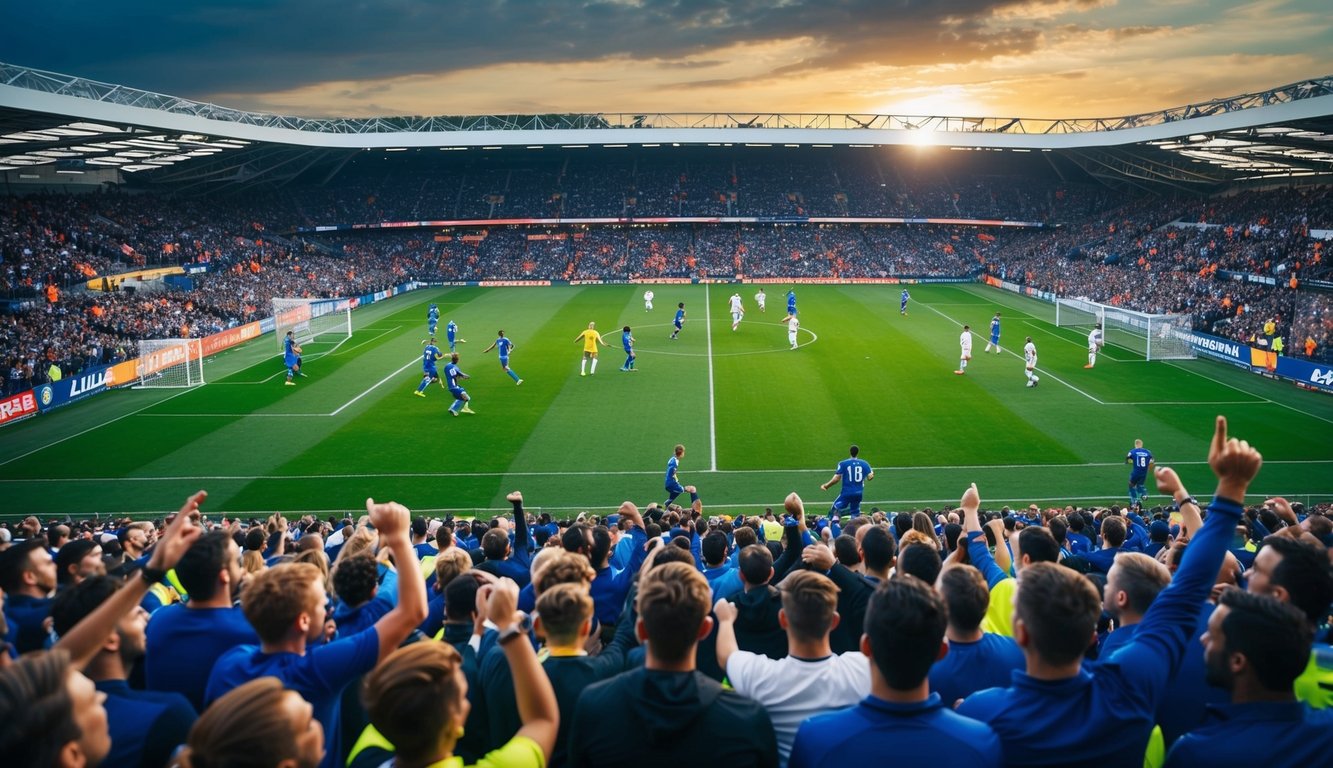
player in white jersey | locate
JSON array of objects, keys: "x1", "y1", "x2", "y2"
[
  {"x1": 643, "y1": 289, "x2": 654, "y2": 311},
  {"x1": 755, "y1": 288, "x2": 766, "y2": 312},
  {"x1": 955, "y1": 325, "x2": 973, "y2": 375},
  {"x1": 1085, "y1": 323, "x2": 1104, "y2": 368},
  {"x1": 729, "y1": 292, "x2": 744, "y2": 331},
  {"x1": 785, "y1": 313, "x2": 800, "y2": 349},
  {"x1": 1024, "y1": 336, "x2": 1040, "y2": 387}
]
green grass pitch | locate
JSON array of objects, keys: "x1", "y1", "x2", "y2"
[{"x1": 3, "y1": 283, "x2": 1331, "y2": 518}]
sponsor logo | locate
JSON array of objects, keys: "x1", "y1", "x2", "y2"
[
  {"x1": 1311, "y1": 369, "x2": 1333, "y2": 387},
  {"x1": 69, "y1": 370, "x2": 108, "y2": 398},
  {"x1": 39, "y1": 385, "x2": 53, "y2": 407},
  {"x1": 0, "y1": 390, "x2": 38, "y2": 424}
]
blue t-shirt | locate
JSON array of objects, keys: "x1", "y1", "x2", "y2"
[
  {"x1": 284, "y1": 336, "x2": 296, "y2": 356},
  {"x1": 496, "y1": 336, "x2": 513, "y2": 358},
  {"x1": 5, "y1": 594, "x2": 53, "y2": 654},
  {"x1": 422, "y1": 344, "x2": 441, "y2": 372},
  {"x1": 674, "y1": 308, "x2": 685, "y2": 326},
  {"x1": 836, "y1": 458, "x2": 872, "y2": 495},
  {"x1": 900, "y1": 290, "x2": 910, "y2": 305},
  {"x1": 990, "y1": 317, "x2": 1001, "y2": 340},
  {"x1": 1127, "y1": 448, "x2": 1153, "y2": 479},
  {"x1": 444, "y1": 362, "x2": 466, "y2": 391},
  {"x1": 789, "y1": 693, "x2": 1000, "y2": 768},
  {"x1": 144, "y1": 604, "x2": 260, "y2": 713},
  {"x1": 205, "y1": 628, "x2": 381, "y2": 768},
  {"x1": 665, "y1": 455, "x2": 681, "y2": 487},
  {"x1": 97, "y1": 679, "x2": 196, "y2": 768},
  {"x1": 622, "y1": 331, "x2": 633, "y2": 351},
  {"x1": 446, "y1": 321, "x2": 458, "y2": 339},
  {"x1": 929, "y1": 633, "x2": 1025, "y2": 706}
]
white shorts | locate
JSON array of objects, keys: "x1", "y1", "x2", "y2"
[{"x1": 732, "y1": 312, "x2": 742, "y2": 323}]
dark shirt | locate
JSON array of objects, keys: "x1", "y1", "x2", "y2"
[
  {"x1": 144, "y1": 603, "x2": 259, "y2": 712},
  {"x1": 5, "y1": 593, "x2": 53, "y2": 654},
  {"x1": 1165, "y1": 700, "x2": 1333, "y2": 767},
  {"x1": 789, "y1": 693, "x2": 1001, "y2": 768},
  {"x1": 96, "y1": 679, "x2": 196, "y2": 768},
  {"x1": 929, "y1": 633, "x2": 1025, "y2": 706}
]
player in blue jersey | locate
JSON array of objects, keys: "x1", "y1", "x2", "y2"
[
  {"x1": 619, "y1": 325, "x2": 637, "y2": 371},
  {"x1": 786, "y1": 289, "x2": 797, "y2": 316},
  {"x1": 413, "y1": 338, "x2": 445, "y2": 397},
  {"x1": 445, "y1": 320, "x2": 466, "y2": 352},
  {"x1": 1126, "y1": 439, "x2": 1154, "y2": 508},
  {"x1": 821, "y1": 444, "x2": 875, "y2": 517},
  {"x1": 482, "y1": 330, "x2": 522, "y2": 385},
  {"x1": 985, "y1": 312, "x2": 1002, "y2": 353},
  {"x1": 899, "y1": 288, "x2": 911, "y2": 316},
  {"x1": 427, "y1": 303, "x2": 439, "y2": 336},
  {"x1": 669, "y1": 303, "x2": 686, "y2": 339},
  {"x1": 442, "y1": 353, "x2": 474, "y2": 416},
  {"x1": 282, "y1": 331, "x2": 302, "y2": 386},
  {"x1": 664, "y1": 444, "x2": 689, "y2": 506}
]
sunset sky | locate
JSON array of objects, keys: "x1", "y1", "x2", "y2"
[{"x1": 4, "y1": 0, "x2": 1330, "y2": 120}]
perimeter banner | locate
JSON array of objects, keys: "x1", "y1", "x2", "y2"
[{"x1": 0, "y1": 389, "x2": 39, "y2": 426}]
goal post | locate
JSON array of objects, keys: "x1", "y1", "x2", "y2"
[
  {"x1": 1056, "y1": 297, "x2": 1195, "y2": 361},
  {"x1": 273, "y1": 297, "x2": 352, "y2": 352},
  {"x1": 137, "y1": 338, "x2": 205, "y2": 388}
]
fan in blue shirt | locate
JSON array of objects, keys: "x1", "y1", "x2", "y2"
[
  {"x1": 1126, "y1": 440, "x2": 1155, "y2": 508},
  {"x1": 789, "y1": 577, "x2": 1001, "y2": 768},
  {"x1": 820, "y1": 445, "x2": 874, "y2": 518},
  {"x1": 930, "y1": 565, "x2": 1025, "y2": 706},
  {"x1": 1166, "y1": 589, "x2": 1333, "y2": 767},
  {"x1": 482, "y1": 330, "x2": 523, "y2": 385},
  {"x1": 413, "y1": 339, "x2": 443, "y2": 397},
  {"x1": 956, "y1": 416, "x2": 1262, "y2": 767},
  {"x1": 205, "y1": 498, "x2": 429, "y2": 768}
]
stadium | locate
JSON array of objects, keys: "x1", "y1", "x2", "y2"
[{"x1": 1, "y1": 35, "x2": 1332, "y2": 768}]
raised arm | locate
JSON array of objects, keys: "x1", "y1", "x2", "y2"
[
  {"x1": 509, "y1": 491, "x2": 533, "y2": 567},
  {"x1": 712, "y1": 598, "x2": 740, "y2": 670},
  {"x1": 961, "y1": 484, "x2": 1009, "y2": 587},
  {"x1": 1156, "y1": 467, "x2": 1202, "y2": 539},
  {"x1": 484, "y1": 578, "x2": 559, "y2": 761},
  {"x1": 57, "y1": 491, "x2": 205, "y2": 668},
  {"x1": 367, "y1": 498, "x2": 430, "y2": 662}
]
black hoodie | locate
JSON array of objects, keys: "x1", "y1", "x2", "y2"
[{"x1": 567, "y1": 667, "x2": 777, "y2": 768}]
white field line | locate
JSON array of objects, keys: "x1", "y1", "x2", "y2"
[
  {"x1": 8, "y1": 458, "x2": 1329, "y2": 483},
  {"x1": 706, "y1": 282, "x2": 717, "y2": 472},
  {"x1": 1166, "y1": 361, "x2": 1333, "y2": 426},
  {"x1": 329, "y1": 356, "x2": 421, "y2": 417},
  {"x1": 0, "y1": 388, "x2": 193, "y2": 468}
]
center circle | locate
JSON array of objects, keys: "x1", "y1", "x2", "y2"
[{"x1": 616, "y1": 321, "x2": 818, "y2": 357}]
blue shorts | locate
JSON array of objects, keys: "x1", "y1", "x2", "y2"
[
  {"x1": 623, "y1": 348, "x2": 634, "y2": 355},
  {"x1": 1129, "y1": 473, "x2": 1148, "y2": 486},
  {"x1": 449, "y1": 387, "x2": 467, "y2": 399},
  {"x1": 665, "y1": 480, "x2": 684, "y2": 495},
  {"x1": 284, "y1": 354, "x2": 298, "y2": 368},
  {"x1": 673, "y1": 320, "x2": 683, "y2": 329},
  {"x1": 991, "y1": 333, "x2": 1000, "y2": 344},
  {"x1": 832, "y1": 493, "x2": 864, "y2": 516},
  {"x1": 424, "y1": 367, "x2": 438, "y2": 378},
  {"x1": 498, "y1": 357, "x2": 509, "y2": 367}
]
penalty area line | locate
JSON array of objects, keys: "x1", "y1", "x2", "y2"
[{"x1": 329, "y1": 356, "x2": 421, "y2": 416}]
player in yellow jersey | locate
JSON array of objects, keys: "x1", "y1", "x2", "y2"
[{"x1": 575, "y1": 322, "x2": 608, "y2": 376}]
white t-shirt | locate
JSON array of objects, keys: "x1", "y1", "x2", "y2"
[
  {"x1": 1024, "y1": 341, "x2": 1038, "y2": 367},
  {"x1": 755, "y1": 291, "x2": 766, "y2": 305},
  {"x1": 644, "y1": 290, "x2": 654, "y2": 302},
  {"x1": 726, "y1": 650, "x2": 870, "y2": 767},
  {"x1": 960, "y1": 331, "x2": 973, "y2": 355},
  {"x1": 1088, "y1": 328, "x2": 1103, "y2": 350},
  {"x1": 786, "y1": 315, "x2": 800, "y2": 337},
  {"x1": 730, "y1": 295, "x2": 743, "y2": 312}
]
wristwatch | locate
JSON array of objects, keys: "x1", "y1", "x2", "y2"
[{"x1": 497, "y1": 612, "x2": 533, "y2": 645}]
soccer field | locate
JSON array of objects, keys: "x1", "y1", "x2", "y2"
[{"x1": 3, "y1": 283, "x2": 1331, "y2": 518}]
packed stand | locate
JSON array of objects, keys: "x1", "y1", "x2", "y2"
[{"x1": 1, "y1": 417, "x2": 1331, "y2": 768}]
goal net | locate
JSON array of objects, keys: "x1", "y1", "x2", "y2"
[
  {"x1": 274, "y1": 298, "x2": 353, "y2": 352},
  {"x1": 1056, "y1": 297, "x2": 1195, "y2": 361},
  {"x1": 138, "y1": 338, "x2": 205, "y2": 388}
]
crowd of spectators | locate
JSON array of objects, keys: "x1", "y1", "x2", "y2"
[
  {"x1": 2, "y1": 176, "x2": 1331, "y2": 390},
  {"x1": 0, "y1": 418, "x2": 1330, "y2": 767}
]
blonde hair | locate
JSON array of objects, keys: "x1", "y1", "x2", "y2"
[
  {"x1": 898, "y1": 529, "x2": 937, "y2": 550},
  {"x1": 335, "y1": 527, "x2": 378, "y2": 564},
  {"x1": 532, "y1": 550, "x2": 595, "y2": 597},
  {"x1": 433, "y1": 549, "x2": 471, "y2": 591},
  {"x1": 240, "y1": 550, "x2": 267, "y2": 575}
]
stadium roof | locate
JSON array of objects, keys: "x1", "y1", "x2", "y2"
[{"x1": 1, "y1": 61, "x2": 1332, "y2": 193}]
